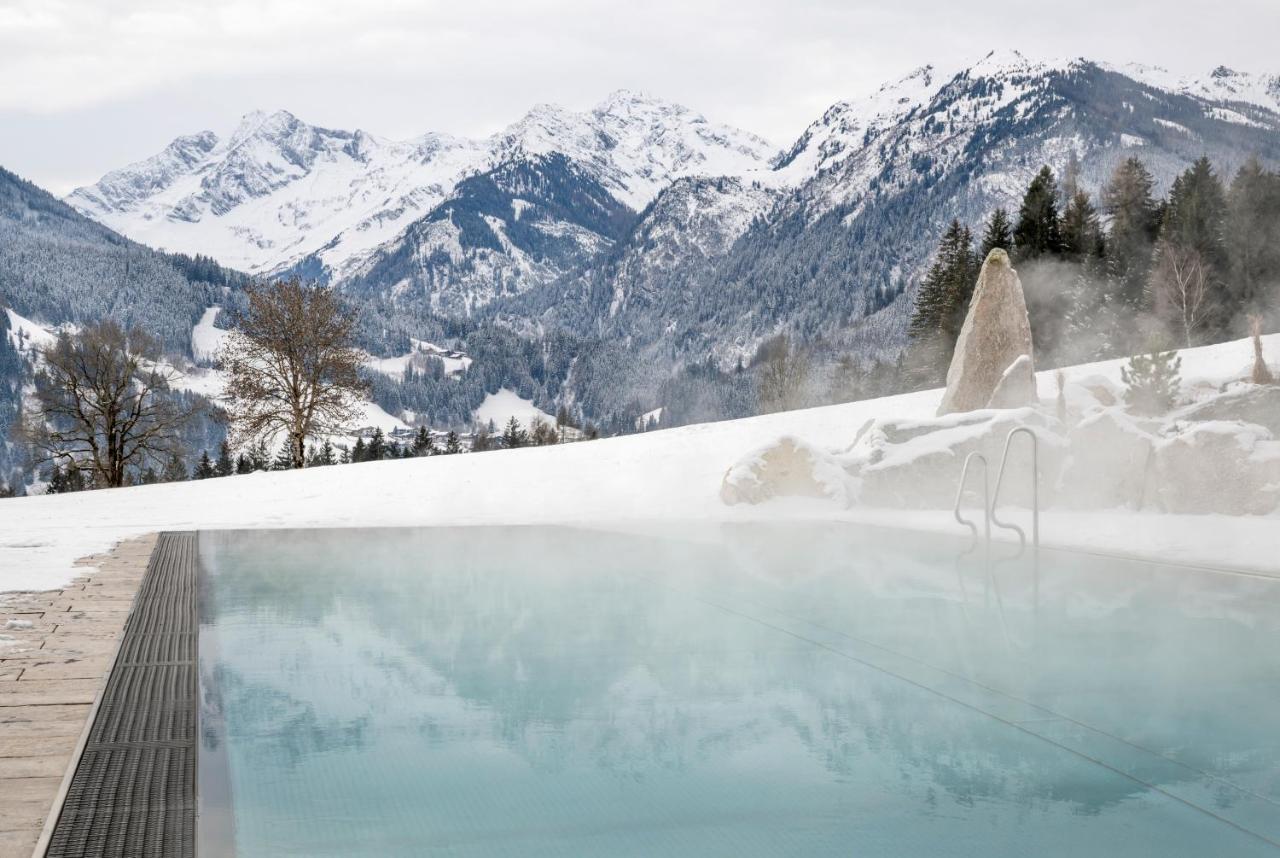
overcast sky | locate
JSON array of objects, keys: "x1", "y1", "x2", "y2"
[{"x1": 2, "y1": 0, "x2": 1277, "y2": 195}]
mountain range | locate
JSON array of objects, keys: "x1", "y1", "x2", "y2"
[{"x1": 64, "y1": 52, "x2": 1280, "y2": 375}]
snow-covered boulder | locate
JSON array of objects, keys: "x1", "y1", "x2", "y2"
[
  {"x1": 844, "y1": 408, "x2": 1061, "y2": 508},
  {"x1": 1171, "y1": 384, "x2": 1280, "y2": 436},
  {"x1": 987, "y1": 354, "x2": 1037, "y2": 409},
  {"x1": 938, "y1": 249, "x2": 1036, "y2": 415},
  {"x1": 719, "y1": 436, "x2": 852, "y2": 506},
  {"x1": 1151, "y1": 421, "x2": 1280, "y2": 515},
  {"x1": 1057, "y1": 407, "x2": 1159, "y2": 509}
]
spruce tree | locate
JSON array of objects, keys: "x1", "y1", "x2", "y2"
[
  {"x1": 161, "y1": 452, "x2": 187, "y2": 483},
  {"x1": 413, "y1": 426, "x2": 435, "y2": 456},
  {"x1": 1102, "y1": 157, "x2": 1160, "y2": 313},
  {"x1": 1061, "y1": 190, "x2": 1104, "y2": 261},
  {"x1": 249, "y1": 439, "x2": 271, "y2": 472},
  {"x1": 273, "y1": 442, "x2": 295, "y2": 470},
  {"x1": 501, "y1": 416, "x2": 528, "y2": 449},
  {"x1": 907, "y1": 220, "x2": 978, "y2": 384},
  {"x1": 214, "y1": 441, "x2": 233, "y2": 477},
  {"x1": 351, "y1": 437, "x2": 367, "y2": 463},
  {"x1": 193, "y1": 451, "x2": 216, "y2": 480},
  {"x1": 319, "y1": 439, "x2": 336, "y2": 466},
  {"x1": 1225, "y1": 158, "x2": 1280, "y2": 319},
  {"x1": 1160, "y1": 157, "x2": 1229, "y2": 336},
  {"x1": 444, "y1": 431, "x2": 462, "y2": 454},
  {"x1": 1013, "y1": 166, "x2": 1064, "y2": 260},
  {"x1": 235, "y1": 453, "x2": 252, "y2": 475},
  {"x1": 978, "y1": 208, "x2": 1013, "y2": 259},
  {"x1": 1121, "y1": 340, "x2": 1182, "y2": 416},
  {"x1": 367, "y1": 428, "x2": 386, "y2": 461}
]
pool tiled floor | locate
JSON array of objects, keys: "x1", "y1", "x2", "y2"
[{"x1": 0, "y1": 533, "x2": 155, "y2": 858}]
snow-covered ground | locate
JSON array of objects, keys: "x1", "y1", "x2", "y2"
[
  {"x1": 190, "y1": 306, "x2": 231, "y2": 363},
  {"x1": 473, "y1": 389, "x2": 554, "y2": 429},
  {"x1": 365, "y1": 339, "x2": 472, "y2": 379},
  {"x1": 2, "y1": 334, "x2": 1279, "y2": 593}
]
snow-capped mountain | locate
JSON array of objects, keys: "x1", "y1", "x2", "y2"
[
  {"x1": 67, "y1": 92, "x2": 775, "y2": 281},
  {"x1": 511, "y1": 51, "x2": 1280, "y2": 370},
  {"x1": 63, "y1": 53, "x2": 1280, "y2": 391}
]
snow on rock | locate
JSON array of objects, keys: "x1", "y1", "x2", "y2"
[
  {"x1": 1152, "y1": 420, "x2": 1280, "y2": 515},
  {"x1": 720, "y1": 436, "x2": 852, "y2": 506},
  {"x1": 473, "y1": 389, "x2": 553, "y2": 429}
]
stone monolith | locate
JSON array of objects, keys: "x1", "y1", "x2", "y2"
[{"x1": 937, "y1": 248, "x2": 1036, "y2": 415}]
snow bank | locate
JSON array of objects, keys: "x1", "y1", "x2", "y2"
[{"x1": 2, "y1": 333, "x2": 1279, "y2": 592}]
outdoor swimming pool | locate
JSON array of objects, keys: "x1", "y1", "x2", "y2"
[{"x1": 195, "y1": 523, "x2": 1280, "y2": 856}]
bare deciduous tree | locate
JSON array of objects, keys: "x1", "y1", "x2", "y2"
[
  {"x1": 755, "y1": 334, "x2": 811, "y2": 414},
  {"x1": 22, "y1": 321, "x2": 199, "y2": 488},
  {"x1": 1151, "y1": 242, "x2": 1213, "y2": 348},
  {"x1": 219, "y1": 280, "x2": 367, "y2": 469}
]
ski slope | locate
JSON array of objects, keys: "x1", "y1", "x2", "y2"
[{"x1": 2, "y1": 334, "x2": 1279, "y2": 593}]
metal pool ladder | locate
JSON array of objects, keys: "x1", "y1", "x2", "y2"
[
  {"x1": 991, "y1": 426, "x2": 1040, "y2": 555},
  {"x1": 953, "y1": 451, "x2": 991, "y2": 565}
]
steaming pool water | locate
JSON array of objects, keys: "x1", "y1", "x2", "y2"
[{"x1": 196, "y1": 524, "x2": 1280, "y2": 856}]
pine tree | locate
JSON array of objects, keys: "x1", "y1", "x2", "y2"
[
  {"x1": 412, "y1": 426, "x2": 435, "y2": 456},
  {"x1": 471, "y1": 425, "x2": 494, "y2": 452},
  {"x1": 248, "y1": 439, "x2": 271, "y2": 472},
  {"x1": 1013, "y1": 166, "x2": 1064, "y2": 260},
  {"x1": 501, "y1": 416, "x2": 529, "y2": 449},
  {"x1": 1225, "y1": 158, "x2": 1280, "y2": 320},
  {"x1": 273, "y1": 442, "x2": 294, "y2": 470},
  {"x1": 214, "y1": 441, "x2": 233, "y2": 477},
  {"x1": 161, "y1": 452, "x2": 187, "y2": 483},
  {"x1": 367, "y1": 428, "x2": 386, "y2": 461},
  {"x1": 1159, "y1": 156, "x2": 1229, "y2": 336},
  {"x1": 978, "y1": 208, "x2": 1013, "y2": 259},
  {"x1": 908, "y1": 220, "x2": 978, "y2": 383},
  {"x1": 1102, "y1": 157, "x2": 1160, "y2": 314},
  {"x1": 1061, "y1": 190, "x2": 1104, "y2": 261},
  {"x1": 444, "y1": 431, "x2": 462, "y2": 454},
  {"x1": 1121, "y1": 340, "x2": 1182, "y2": 416},
  {"x1": 193, "y1": 450, "x2": 216, "y2": 480}
]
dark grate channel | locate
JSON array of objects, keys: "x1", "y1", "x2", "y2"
[{"x1": 46, "y1": 531, "x2": 199, "y2": 858}]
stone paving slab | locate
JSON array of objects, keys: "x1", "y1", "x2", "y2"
[
  {"x1": 0, "y1": 533, "x2": 157, "y2": 858},
  {"x1": 0, "y1": 829, "x2": 39, "y2": 858}
]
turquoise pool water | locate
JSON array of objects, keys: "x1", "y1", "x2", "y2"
[{"x1": 196, "y1": 524, "x2": 1280, "y2": 856}]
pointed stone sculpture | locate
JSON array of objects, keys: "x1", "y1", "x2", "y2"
[{"x1": 937, "y1": 248, "x2": 1036, "y2": 415}]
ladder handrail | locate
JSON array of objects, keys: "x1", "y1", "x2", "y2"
[
  {"x1": 953, "y1": 452, "x2": 991, "y2": 561},
  {"x1": 991, "y1": 426, "x2": 1039, "y2": 554}
]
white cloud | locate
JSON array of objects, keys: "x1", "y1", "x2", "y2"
[{"x1": 1, "y1": 0, "x2": 1276, "y2": 193}]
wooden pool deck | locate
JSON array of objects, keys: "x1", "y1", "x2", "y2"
[{"x1": 0, "y1": 534, "x2": 156, "y2": 858}]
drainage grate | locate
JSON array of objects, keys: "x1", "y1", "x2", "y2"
[{"x1": 46, "y1": 531, "x2": 198, "y2": 858}]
